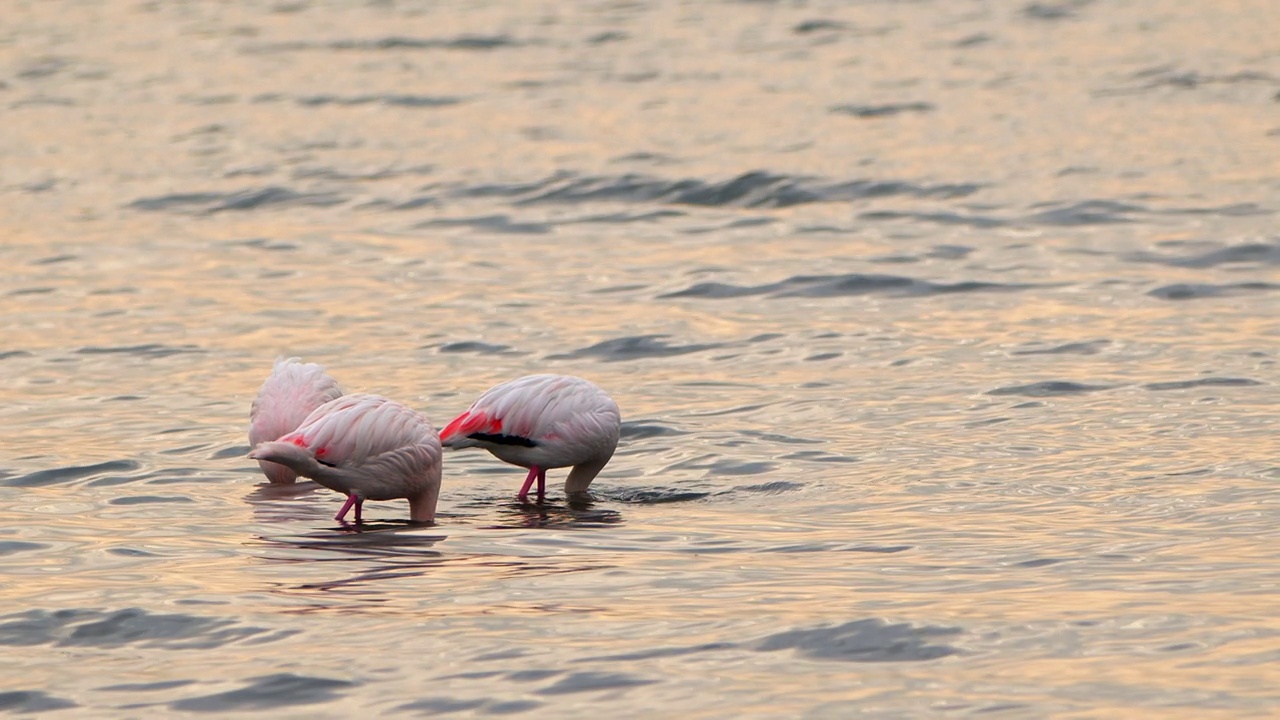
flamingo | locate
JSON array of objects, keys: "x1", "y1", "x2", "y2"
[
  {"x1": 249, "y1": 357, "x2": 343, "y2": 484},
  {"x1": 440, "y1": 374, "x2": 621, "y2": 503},
  {"x1": 248, "y1": 394, "x2": 443, "y2": 523}
]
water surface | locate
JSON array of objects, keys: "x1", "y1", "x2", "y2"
[{"x1": 3, "y1": 0, "x2": 1280, "y2": 716}]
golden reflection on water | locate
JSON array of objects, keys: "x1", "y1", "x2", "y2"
[{"x1": 2, "y1": 0, "x2": 1280, "y2": 715}]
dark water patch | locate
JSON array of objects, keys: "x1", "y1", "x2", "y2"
[
  {"x1": 754, "y1": 619, "x2": 961, "y2": 662},
  {"x1": 100, "y1": 680, "x2": 196, "y2": 692},
  {"x1": 17, "y1": 56, "x2": 71, "y2": 79},
  {"x1": 396, "y1": 697, "x2": 487, "y2": 714},
  {"x1": 1148, "y1": 282, "x2": 1280, "y2": 300},
  {"x1": 32, "y1": 253, "x2": 76, "y2": 265},
  {"x1": 1023, "y1": 200, "x2": 1142, "y2": 225},
  {"x1": 1012, "y1": 340, "x2": 1109, "y2": 356},
  {"x1": 860, "y1": 210, "x2": 1008, "y2": 228},
  {"x1": 292, "y1": 94, "x2": 461, "y2": 108},
  {"x1": 485, "y1": 700, "x2": 543, "y2": 714},
  {"x1": 954, "y1": 32, "x2": 993, "y2": 47},
  {"x1": 456, "y1": 171, "x2": 980, "y2": 208},
  {"x1": 1024, "y1": 1, "x2": 1089, "y2": 21},
  {"x1": 661, "y1": 273, "x2": 1040, "y2": 300},
  {"x1": 436, "y1": 341, "x2": 516, "y2": 355},
  {"x1": 415, "y1": 214, "x2": 551, "y2": 234},
  {"x1": 580, "y1": 642, "x2": 736, "y2": 663},
  {"x1": 128, "y1": 187, "x2": 346, "y2": 213},
  {"x1": 806, "y1": 352, "x2": 842, "y2": 361},
  {"x1": 108, "y1": 547, "x2": 162, "y2": 558},
  {"x1": 1016, "y1": 558, "x2": 1068, "y2": 568},
  {"x1": 75, "y1": 343, "x2": 203, "y2": 358},
  {"x1": 0, "y1": 350, "x2": 32, "y2": 360},
  {"x1": 610, "y1": 488, "x2": 711, "y2": 504},
  {"x1": 588, "y1": 31, "x2": 628, "y2": 45},
  {"x1": 0, "y1": 690, "x2": 76, "y2": 713},
  {"x1": 739, "y1": 429, "x2": 820, "y2": 445},
  {"x1": 619, "y1": 422, "x2": 684, "y2": 440},
  {"x1": 0, "y1": 541, "x2": 48, "y2": 556},
  {"x1": 7, "y1": 460, "x2": 142, "y2": 488},
  {"x1": 568, "y1": 209, "x2": 687, "y2": 224},
  {"x1": 0, "y1": 608, "x2": 273, "y2": 649},
  {"x1": 535, "y1": 672, "x2": 657, "y2": 695},
  {"x1": 211, "y1": 446, "x2": 250, "y2": 460},
  {"x1": 830, "y1": 102, "x2": 934, "y2": 118},
  {"x1": 780, "y1": 451, "x2": 859, "y2": 463},
  {"x1": 293, "y1": 164, "x2": 433, "y2": 182},
  {"x1": 793, "y1": 19, "x2": 850, "y2": 34},
  {"x1": 10, "y1": 287, "x2": 55, "y2": 295},
  {"x1": 246, "y1": 35, "x2": 521, "y2": 53},
  {"x1": 1143, "y1": 377, "x2": 1262, "y2": 391},
  {"x1": 1103, "y1": 66, "x2": 1280, "y2": 95},
  {"x1": 171, "y1": 674, "x2": 356, "y2": 712},
  {"x1": 731, "y1": 480, "x2": 801, "y2": 493},
  {"x1": 1126, "y1": 242, "x2": 1280, "y2": 268},
  {"x1": 506, "y1": 670, "x2": 562, "y2": 682},
  {"x1": 109, "y1": 495, "x2": 196, "y2": 505},
  {"x1": 547, "y1": 334, "x2": 726, "y2": 362},
  {"x1": 707, "y1": 461, "x2": 777, "y2": 476},
  {"x1": 987, "y1": 381, "x2": 1117, "y2": 397}
]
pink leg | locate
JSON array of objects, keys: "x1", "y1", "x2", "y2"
[
  {"x1": 336, "y1": 494, "x2": 356, "y2": 522},
  {"x1": 536, "y1": 468, "x2": 546, "y2": 503},
  {"x1": 516, "y1": 466, "x2": 540, "y2": 502},
  {"x1": 354, "y1": 497, "x2": 363, "y2": 524}
]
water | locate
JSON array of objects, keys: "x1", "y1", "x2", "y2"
[{"x1": 3, "y1": 0, "x2": 1280, "y2": 716}]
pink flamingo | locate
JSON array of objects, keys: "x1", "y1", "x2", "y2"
[
  {"x1": 440, "y1": 374, "x2": 621, "y2": 503},
  {"x1": 249, "y1": 357, "x2": 343, "y2": 484},
  {"x1": 248, "y1": 394, "x2": 443, "y2": 523}
]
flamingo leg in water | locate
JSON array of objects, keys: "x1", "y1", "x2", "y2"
[
  {"x1": 336, "y1": 494, "x2": 357, "y2": 522},
  {"x1": 516, "y1": 466, "x2": 540, "y2": 502},
  {"x1": 354, "y1": 497, "x2": 364, "y2": 524},
  {"x1": 536, "y1": 468, "x2": 547, "y2": 503}
]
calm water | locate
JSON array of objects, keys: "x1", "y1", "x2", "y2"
[{"x1": 3, "y1": 0, "x2": 1280, "y2": 716}]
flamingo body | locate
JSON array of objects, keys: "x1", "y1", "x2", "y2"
[
  {"x1": 249, "y1": 357, "x2": 343, "y2": 484},
  {"x1": 248, "y1": 394, "x2": 443, "y2": 523},
  {"x1": 441, "y1": 374, "x2": 620, "y2": 501}
]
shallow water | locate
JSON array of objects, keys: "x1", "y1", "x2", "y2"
[{"x1": 3, "y1": 0, "x2": 1280, "y2": 716}]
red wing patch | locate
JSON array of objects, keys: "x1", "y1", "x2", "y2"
[{"x1": 441, "y1": 410, "x2": 502, "y2": 440}]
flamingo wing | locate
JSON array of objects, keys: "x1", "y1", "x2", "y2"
[{"x1": 283, "y1": 394, "x2": 441, "y2": 477}]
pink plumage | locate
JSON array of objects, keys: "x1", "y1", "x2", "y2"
[
  {"x1": 249, "y1": 357, "x2": 344, "y2": 484},
  {"x1": 248, "y1": 394, "x2": 443, "y2": 523},
  {"x1": 441, "y1": 374, "x2": 621, "y2": 502}
]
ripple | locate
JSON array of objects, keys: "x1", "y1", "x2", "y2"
[
  {"x1": 753, "y1": 618, "x2": 961, "y2": 662},
  {"x1": 547, "y1": 334, "x2": 727, "y2": 362},
  {"x1": 1012, "y1": 340, "x2": 1110, "y2": 356},
  {"x1": 987, "y1": 381, "x2": 1117, "y2": 397},
  {"x1": 662, "y1": 273, "x2": 1043, "y2": 300},
  {"x1": 1148, "y1": 282, "x2": 1280, "y2": 300},
  {"x1": 1143, "y1": 377, "x2": 1262, "y2": 391},
  {"x1": 127, "y1": 187, "x2": 346, "y2": 213},
  {"x1": 534, "y1": 671, "x2": 657, "y2": 695},
  {"x1": 75, "y1": 343, "x2": 203, "y2": 358},
  {"x1": 435, "y1": 341, "x2": 519, "y2": 355},
  {"x1": 6, "y1": 460, "x2": 142, "y2": 488},
  {"x1": 0, "y1": 608, "x2": 286, "y2": 649},
  {"x1": 289, "y1": 94, "x2": 462, "y2": 108},
  {"x1": 451, "y1": 171, "x2": 980, "y2": 208},
  {"x1": 829, "y1": 102, "x2": 935, "y2": 118},
  {"x1": 1126, "y1": 242, "x2": 1280, "y2": 268},
  {"x1": 170, "y1": 674, "x2": 356, "y2": 712},
  {"x1": 0, "y1": 690, "x2": 76, "y2": 713},
  {"x1": 0, "y1": 541, "x2": 49, "y2": 556},
  {"x1": 245, "y1": 35, "x2": 522, "y2": 53}
]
